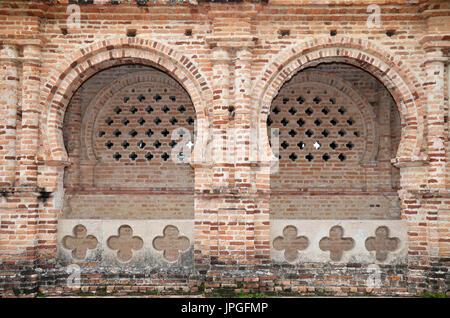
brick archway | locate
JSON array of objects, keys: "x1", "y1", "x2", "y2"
[
  {"x1": 41, "y1": 37, "x2": 212, "y2": 164},
  {"x1": 255, "y1": 36, "x2": 425, "y2": 164}
]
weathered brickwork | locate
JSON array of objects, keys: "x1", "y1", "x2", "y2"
[{"x1": 0, "y1": 0, "x2": 449, "y2": 297}]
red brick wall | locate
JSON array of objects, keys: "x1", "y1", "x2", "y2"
[{"x1": 0, "y1": 0, "x2": 448, "y2": 296}]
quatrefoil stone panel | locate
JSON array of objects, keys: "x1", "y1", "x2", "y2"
[
  {"x1": 62, "y1": 224, "x2": 98, "y2": 261},
  {"x1": 272, "y1": 220, "x2": 408, "y2": 264},
  {"x1": 107, "y1": 225, "x2": 144, "y2": 262},
  {"x1": 153, "y1": 225, "x2": 190, "y2": 262},
  {"x1": 58, "y1": 220, "x2": 195, "y2": 266},
  {"x1": 365, "y1": 226, "x2": 400, "y2": 262},
  {"x1": 319, "y1": 225, "x2": 355, "y2": 261},
  {"x1": 273, "y1": 225, "x2": 309, "y2": 262}
]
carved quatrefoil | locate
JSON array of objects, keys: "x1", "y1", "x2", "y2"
[
  {"x1": 319, "y1": 225, "x2": 354, "y2": 261},
  {"x1": 365, "y1": 226, "x2": 400, "y2": 261},
  {"x1": 62, "y1": 224, "x2": 98, "y2": 261},
  {"x1": 107, "y1": 225, "x2": 144, "y2": 262},
  {"x1": 273, "y1": 225, "x2": 308, "y2": 262},
  {"x1": 153, "y1": 225, "x2": 190, "y2": 262}
]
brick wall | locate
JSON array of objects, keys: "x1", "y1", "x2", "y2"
[
  {"x1": 63, "y1": 193, "x2": 194, "y2": 219},
  {"x1": 0, "y1": 0, "x2": 449, "y2": 297}
]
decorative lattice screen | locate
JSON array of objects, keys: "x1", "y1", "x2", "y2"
[
  {"x1": 268, "y1": 71, "x2": 376, "y2": 188},
  {"x1": 95, "y1": 82, "x2": 195, "y2": 164}
]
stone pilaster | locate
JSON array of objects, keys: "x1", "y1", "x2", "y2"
[
  {"x1": 377, "y1": 88, "x2": 393, "y2": 187},
  {"x1": 211, "y1": 46, "x2": 233, "y2": 191},
  {"x1": 18, "y1": 44, "x2": 42, "y2": 187},
  {"x1": 193, "y1": 46, "x2": 233, "y2": 270},
  {"x1": 0, "y1": 44, "x2": 20, "y2": 187},
  {"x1": 234, "y1": 47, "x2": 253, "y2": 190},
  {"x1": 424, "y1": 50, "x2": 447, "y2": 189},
  {"x1": 233, "y1": 47, "x2": 256, "y2": 265},
  {"x1": 64, "y1": 89, "x2": 82, "y2": 189},
  {"x1": 422, "y1": 52, "x2": 447, "y2": 281}
]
